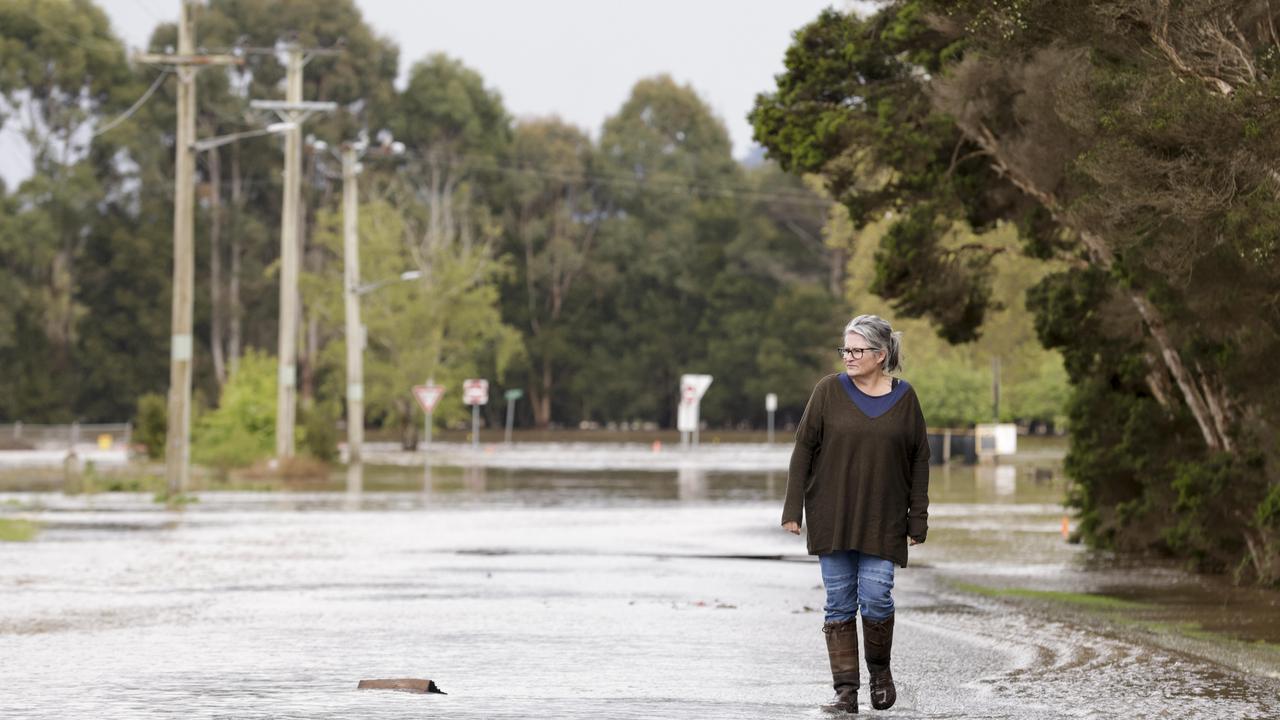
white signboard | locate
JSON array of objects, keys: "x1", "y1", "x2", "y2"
[
  {"x1": 412, "y1": 384, "x2": 445, "y2": 413},
  {"x1": 975, "y1": 423, "x2": 1018, "y2": 457},
  {"x1": 677, "y1": 374, "x2": 713, "y2": 432},
  {"x1": 765, "y1": 393, "x2": 778, "y2": 412},
  {"x1": 462, "y1": 378, "x2": 489, "y2": 406}
]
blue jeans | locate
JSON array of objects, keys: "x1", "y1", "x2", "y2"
[{"x1": 819, "y1": 550, "x2": 895, "y2": 623}]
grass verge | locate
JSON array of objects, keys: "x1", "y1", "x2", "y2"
[
  {"x1": 951, "y1": 581, "x2": 1152, "y2": 610},
  {"x1": 950, "y1": 579, "x2": 1280, "y2": 677},
  {"x1": 0, "y1": 518, "x2": 39, "y2": 542}
]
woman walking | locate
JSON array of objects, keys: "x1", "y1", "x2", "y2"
[{"x1": 782, "y1": 314, "x2": 930, "y2": 714}]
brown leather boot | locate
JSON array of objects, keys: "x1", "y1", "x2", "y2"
[
  {"x1": 821, "y1": 619, "x2": 859, "y2": 714},
  {"x1": 862, "y1": 615, "x2": 896, "y2": 710}
]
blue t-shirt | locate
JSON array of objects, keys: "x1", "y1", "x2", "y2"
[{"x1": 838, "y1": 374, "x2": 910, "y2": 418}]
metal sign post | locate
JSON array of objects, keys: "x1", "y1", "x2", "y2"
[
  {"x1": 766, "y1": 393, "x2": 778, "y2": 444},
  {"x1": 503, "y1": 388, "x2": 523, "y2": 444},
  {"x1": 463, "y1": 379, "x2": 489, "y2": 448},
  {"x1": 676, "y1": 374, "x2": 713, "y2": 449},
  {"x1": 412, "y1": 382, "x2": 445, "y2": 449}
]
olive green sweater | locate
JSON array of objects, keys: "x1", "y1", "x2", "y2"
[{"x1": 781, "y1": 373, "x2": 931, "y2": 567}]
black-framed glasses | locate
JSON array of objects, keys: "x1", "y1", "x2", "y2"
[{"x1": 836, "y1": 346, "x2": 880, "y2": 360}]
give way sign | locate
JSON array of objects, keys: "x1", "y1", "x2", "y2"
[{"x1": 412, "y1": 384, "x2": 445, "y2": 413}]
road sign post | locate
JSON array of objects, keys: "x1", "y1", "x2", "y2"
[
  {"x1": 463, "y1": 379, "x2": 489, "y2": 448},
  {"x1": 412, "y1": 383, "x2": 445, "y2": 449},
  {"x1": 677, "y1": 374, "x2": 713, "y2": 449},
  {"x1": 765, "y1": 393, "x2": 778, "y2": 444},
  {"x1": 504, "y1": 388, "x2": 523, "y2": 444}
]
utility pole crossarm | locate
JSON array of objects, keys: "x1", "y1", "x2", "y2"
[
  {"x1": 249, "y1": 100, "x2": 338, "y2": 126},
  {"x1": 250, "y1": 100, "x2": 339, "y2": 112},
  {"x1": 134, "y1": 53, "x2": 243, "y2": 67}
]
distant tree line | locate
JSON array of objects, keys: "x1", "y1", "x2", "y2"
[
  {"x1": 0, "y1": 0, "x2": 843, "y2": 434},
  {"x1": 751, "y1": 1, "x2": 1280, "y2": 583},
  {"x1": 2, "y1": 0, "x2": 1073, "y2": 448}
]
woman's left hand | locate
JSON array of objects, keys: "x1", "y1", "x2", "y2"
[{"x1": 907, "y1": 537, "x2": 920, "y2": 546}]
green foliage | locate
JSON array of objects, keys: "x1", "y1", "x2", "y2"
[
  {"x1": 1257, "y1": 483, "x2": 1280, "y2": 530},
  {"x1": 392, "y1": 53, "x2": 510, "y2": 156},
  {"x1": 4, "y1": 2, "x2": 845, "y2": 440},
  {"x1": 300, "y1": 401, "x2": 339, "y2": 464},
  {"x1": 565, "y1": 75, "x2": 775, "y2": 427},
  {"x1": 134, "y1": 393, "x2": 167, "y2": 459},
  {"x1": 750, "y1": 4, "x2": 1006, "y2": 342},
  {"x1": 841, "y1": 214, "x2": 1069, "y2": 427},
  {"x1": 1167, "y1": 451, "x2": 1268, "y2": 572},
  {"x1": 306, "y1": 196, "x2": 521, "y2": 442},
  {"x1": 1004, "y1": 353, "x2": 1070, "y2": 424},
  {"x1": 1025, "y1": 268, "x2": 1114, "y2": 381},
  {"x1": 0, "y1": 0, "x2": 136, "y2": 422},
  {"x1": 191, "y1": 350, "x2": 280, "y2": 469},
  {"x1": 16, "y1": 3, "x2": 1274, "y2": 593},
  {"x1": 0, "y1": 518, "x2": 38, "y2": 542},
  {"x1": 498, "y1": 118, "x2": 603, "y2": 427},
  {"x1": 871, "y1": 205, "x2": 998, "y2": 343},
  {"x1": 909, "y1": 360, "x2": 989, "y2": 427},
  {"x1": 757, "y1": 1, "x2": 1280, "y2": 583}
]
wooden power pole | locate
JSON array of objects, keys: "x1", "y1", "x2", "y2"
[
  {"x1": 251, "y1": 45, "x2": 336, "y2": 460},
  {"x1": 137, "y1": 1, "x2": 239, "y2": 497},
  {"x1": 341, "y1": 144, "x2": 364, "y2": 466}
]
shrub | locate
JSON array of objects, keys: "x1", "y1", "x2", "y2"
[
  {"x1": 300, "y1": 401, "x2": 338, "y2": 464},
  {"x1": 192, "y1": 350, "x2": 278, "y2": 470},
  {"x1": 135, "y1": 393, "x2": 167, "y2": 459}
]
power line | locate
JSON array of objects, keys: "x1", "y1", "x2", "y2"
[
  {"x1": 128, "y1": 0, "x2": 165, "y2": 25},
  {"x1": 431, "y1": 153, "x2": 833, "y2": 209},
  {"x1": 133, "y1": 149, "x2": 829, "y2": 210},
  {"x1": 92, "y1": 70, "x2": 170, "y2": 138}
]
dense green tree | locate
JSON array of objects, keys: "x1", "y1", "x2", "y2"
[
  {"x1": 751, "y1": 7, "x2": 1013, "y2": 344},
  {"x1": 0, "y1": 0, "x2": 137, "y2": 420},
  {"x1": 498, "y1": 118, "x2": 606, "y2": 428},
  {"x1": 306, "y1": 197, "x2": 521, "y2": 448},
  {"x1": 572, "y1": 76, "x2": 747, "y2": 426},
  {"x1": 306, "y1": 50, "x2": 525, "y2": 444},
  {"x1": 694, "y1": 165, "x2": 843, "y2": 427},
  {"x1": 753, "y1": 1, "x2": 1280, "y2": 582}
]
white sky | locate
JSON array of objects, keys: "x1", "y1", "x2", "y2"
[{"x1": 0, "y1": 1, "x2": 876, "y2": 188}]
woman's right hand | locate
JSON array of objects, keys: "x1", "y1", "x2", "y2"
[{"x1": 782, "y1": 521, "x2": 801, "y2": 535}]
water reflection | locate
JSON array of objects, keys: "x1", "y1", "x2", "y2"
[
  {"x1": 344, "y1": 461, "x2": 363, "y2": 511},
  {"x1": 676, "y1": 463, "x2": 706, "y2": 501},
  {"x1": 463, "y1": 465, "x2": 487, "y2": 494},
  {"x1": 285, "y1": 458, "x2": 1073, "y2": 508}
]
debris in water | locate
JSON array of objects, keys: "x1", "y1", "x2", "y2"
[{"x1": 357, "y1": 679, "x2": 446, "y2": 694}]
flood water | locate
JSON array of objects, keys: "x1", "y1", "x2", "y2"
[{"x1": 1, "y1": 452, "x2": 1278, "y2": 719}]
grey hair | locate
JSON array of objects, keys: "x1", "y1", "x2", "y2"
[{"x1": 843, "y1": 314, "x2": 903, "y2": 373}]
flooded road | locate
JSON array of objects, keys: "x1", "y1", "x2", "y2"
[{"x1": 1, "y1": 456, "x2": 1278, "y2": 719}]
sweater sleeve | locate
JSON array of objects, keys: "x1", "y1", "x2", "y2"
[
  {"x1": 906, "y1": 391, "x2": 931, "y2": 542},
  {"x1": 782, "y1": 378, "x2": 826, "y2": 527}
]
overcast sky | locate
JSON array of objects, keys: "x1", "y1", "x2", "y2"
[{"x1": 93, "y1": 0, "x2": 873, "y2": 157}]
